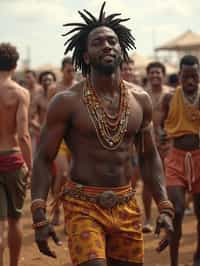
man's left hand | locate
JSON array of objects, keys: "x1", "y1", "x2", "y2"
[{"x1": 154, "y1": 213, "x2": 174, "y2": 252}]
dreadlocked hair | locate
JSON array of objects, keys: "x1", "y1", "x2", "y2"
[{"x1": 62, "y1": 2, "x2": 136, "y2": 76}]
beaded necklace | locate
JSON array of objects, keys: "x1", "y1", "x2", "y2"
[
  {"x1": 182, "y1": 86, "x2": 200, "y2": 108},
  {"x1": 83, "y1": 79, "x2": 130, "y2": 150}
]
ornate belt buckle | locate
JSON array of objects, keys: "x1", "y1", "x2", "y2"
[{"x1": 98, "y1": 191, "x2": 118, "y2": 209}]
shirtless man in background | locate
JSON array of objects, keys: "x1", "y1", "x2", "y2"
[
  {"x1": 57, "y1": 57, "x2": 76, "y2": 92},
  {"x1": 36, "y1": 71, "x2": 57, "y2": 126},
  {"x1": 121, "y1": 58, "x2": 143, "y2": 188},
  {"x1": 143, "y1": 62, "x2": 173, "y2": 233},
  {"x1": 25, "y1": 70, "x2": 41, "y2": 95},
  {"x1": 24, "y1": 70, "x2": 41, "y2": 155},
  {"x1": 121, "y1": 58, "x2": 142, "y2": 86},
  {"x1": 0, "y1": 43, "x2": 32, "y2": 266}
]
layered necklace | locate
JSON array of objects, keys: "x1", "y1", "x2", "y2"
[
  {"x1": 182, "y1": 86, "x2": 200, "y2": 107},
  {"x1": 83, "y1": 78, "x2": 130, "y2": 150}
]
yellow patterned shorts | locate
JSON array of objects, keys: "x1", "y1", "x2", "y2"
[{"x1": 62, "y1": 182, "x2": 144, "y2": 265}]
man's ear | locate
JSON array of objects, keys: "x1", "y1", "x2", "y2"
[
  {"x1": 11, "y1": 64, "x2": 17, "y2": 74},
  {"x1": 83, "y1": 52, "x2": 90, "y2": 65}
]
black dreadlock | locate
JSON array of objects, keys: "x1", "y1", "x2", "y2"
[{"x1": 62, "y1": 2, "x2": 136, "y2": 76}]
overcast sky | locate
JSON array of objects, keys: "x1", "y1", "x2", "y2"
[{"x1": 1, "y1": 0, "x2": 199, "y2": 69}]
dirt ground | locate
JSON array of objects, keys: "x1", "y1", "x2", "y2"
[{"x1": 4, "y1": 188, "x2": 196, "y2": 266}]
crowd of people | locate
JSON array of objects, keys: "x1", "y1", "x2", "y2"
[{"x1": 0, "y1": 3, "x2": 200, "y2": 266}]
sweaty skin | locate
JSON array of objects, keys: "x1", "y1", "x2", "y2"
[
  {"x1": 0, "y1": 72, "x2": 32, "y2": 266},
  {"x1": 31, "y1": 26, "x2": 173, "y2": 263},
  {"x1": 0, "y1": 76, "x2": 32, "y2": 170}
]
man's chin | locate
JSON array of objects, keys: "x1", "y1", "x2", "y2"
[
  {"x1": 95, "y1": 64, "x2": 117, "y2": 75},
  {"x1": 151, "y1": 81, "x2": 162, "y2": 87}
]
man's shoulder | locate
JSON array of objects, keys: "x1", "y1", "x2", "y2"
[
  {"x1": 162, "y1": 87, "x2": 176, "y2": 106},
  {"x1": 163, "y1": 85, "x2": 174, "y2": 95},
  {"x1": 8, "y1": 80, "x2": 30, "y2": 101},
  {"x1": 124, "y1": 80, "x2": 145, "y2": 96},
  {"x1": 125, "y1": 81, "x2": 150, "y2": 101},
  {"x1": 49, "y1": 80, "x2": 85, "y2": 109},
  {"x1": 57, "y1": 79, "x2": 79, "y2": 92},
  {"x1": 124, "y1": 80, "x2": 143, "y2": 91},
  {"x1": 124, "y1": 81, "x2": 151, "y2": 113}
]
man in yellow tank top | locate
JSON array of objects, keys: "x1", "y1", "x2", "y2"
[{"x1": 161, "y1": 55, "x2": 200, "y2": 266}]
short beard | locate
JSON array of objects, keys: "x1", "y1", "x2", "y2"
[{"x1": 91, "y1": 56, "x2": 122, "y2": 76}]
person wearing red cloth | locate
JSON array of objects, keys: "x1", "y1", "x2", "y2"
[{"x1": 0, "y1": 43, "x2": 32, "y2": 266}]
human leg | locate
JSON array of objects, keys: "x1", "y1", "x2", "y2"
[
  {"x1": 0, "y1": 220, "x2": 6, "y2": 266},
  {"x1": 63, "y1": 194, "x2": 108, "y2": 266},
  {"x1": 184, "y1": 192, "x2": 193, "y2": 216},
  {"x1": 193, "y1": 193, "x2": 200, "y2": 265},
  {"x1": 5, "y1": 166, "x2": 27, "y2": 266},
  {"x1": 106, "y1": 197, "x2": 143, "y2": 265},
  {"x1": 0, "y1": 181, "x2": 8, "y2": 266},
  {"x1": 7, "y1": 218, "x2": 22, "y2": 266},
  {"x1": 167, "y1": 186, "x2": 185, "y2": 266}
]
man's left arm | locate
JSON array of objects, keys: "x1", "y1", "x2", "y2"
[
  {"x1": 137, "y1": 123, "x2": 167, "y2": 204},
  {"x1": 136, "y1": 92, "x2": 174, "y2": 252}
]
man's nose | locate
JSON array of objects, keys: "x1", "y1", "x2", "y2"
[
  {"x1": 102, "y1": 41, "x2": 112, "y2": 50},
  {"x1": 152, "y1": 72, "x2": 158, "y2": 77}
]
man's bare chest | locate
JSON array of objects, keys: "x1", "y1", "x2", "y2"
[{"x1": 72, "y1": 99, "x2": 143, "y2": 139}]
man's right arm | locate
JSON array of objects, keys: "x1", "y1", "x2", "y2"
[
  {"x1": 17, "y1": 88, "x2": 32, "y2": 171},
  {"x1": 31, "y1": 93, "x2": 71, "y2": 201},
  {"x1": 31, "y1": 93, "x2": 72, "y2": 258}
]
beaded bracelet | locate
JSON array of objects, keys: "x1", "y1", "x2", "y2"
[
  {"x1": 31, "y1": 198, "x2": 46, "y2": 214},
  {"x1": 32, "y1": 219, "x2": 49, "y2": 229}
]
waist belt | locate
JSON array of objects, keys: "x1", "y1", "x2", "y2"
[{"x1": 63, "y1": 185, "x2": 136, "y2": 209}]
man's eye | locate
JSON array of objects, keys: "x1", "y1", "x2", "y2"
[
  {"x1": 93, "y1": 40, "x2": 101, "y2": 45},
  {"x1": 109, "y1": 39, "x2": 117, "y2": 45}
]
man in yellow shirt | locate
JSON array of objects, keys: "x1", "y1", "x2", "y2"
[{"x1": 161, "y1": 55, "x2": 200, "y2": 266}]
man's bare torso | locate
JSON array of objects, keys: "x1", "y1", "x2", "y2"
[
  {"x1": 0, "y1": 78, "x2": 27, "y2": 150},
  {"x1": 35, "y1": 90, "x2": 49, "y2": 126},
  {"x1": 53, "y1": 80, "x2": 148, "y2": 187},
  {"x1": 146, "y1": 85, "x2": 172, "y2": 129}
]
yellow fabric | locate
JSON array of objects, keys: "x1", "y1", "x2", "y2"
[
  {"x1": 63, "y1": 194, "x2": 143, "y2": 265},
  {"x1": 164, "y1": 86, "x2": 200, "y2": 138},
  {"x1": 58, "y1": 141, "x2": 71, "y2": 160}
]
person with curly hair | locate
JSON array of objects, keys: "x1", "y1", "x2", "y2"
[{"x1": 0, "y1": 43, "x2": 32, "y2": 266}]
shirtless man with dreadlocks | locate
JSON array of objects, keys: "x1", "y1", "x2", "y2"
[{"x1": 31, "y1": 3, "x2": 174, "y2": 266}]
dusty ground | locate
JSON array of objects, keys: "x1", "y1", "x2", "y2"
[{"x1": 4, "y1": 189, "x2": 196, "y2": 266}]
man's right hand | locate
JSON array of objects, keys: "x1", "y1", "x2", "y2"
[{"x1": 35, "y1": 223, "x2": 62, "y2": 258}]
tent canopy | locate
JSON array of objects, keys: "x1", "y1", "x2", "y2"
[{"x1": 155, "y1": 30, "x2": 200, "y2": 51}]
